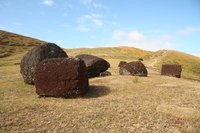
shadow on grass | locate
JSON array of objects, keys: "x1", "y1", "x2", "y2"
[{"x1": 84, "y1": 85, "x2": 111, "y2": 98}]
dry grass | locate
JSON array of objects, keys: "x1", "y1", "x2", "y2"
[
  {"x1": 0, "y1": 31, "x2": 200, "y2": 132},
  {"x1": 0, "y1": 55, "x2": 200, "y2": 132},
  {"x1": 158, "y1": 50, "x2": 200, "y2": 81}
]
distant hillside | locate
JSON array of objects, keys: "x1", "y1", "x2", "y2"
[
  {"x1": 1, "y1": 30, "x2": 200, "y2": 80},
  {"x1": 66, "y1": 47, "x2": 200, "y2": 80},
  {"x1": 157, "y1": 50, "x2": 200, "y2": 80},
  {"x1": 0, "y1": 30, "x2": 45, "y2": 58},
  {"x1": 66, "y1": 46, "x2": 154, "y2": 60},
  {"x1": 0, "y1": 30, "x2": 45, "y2": 46}
]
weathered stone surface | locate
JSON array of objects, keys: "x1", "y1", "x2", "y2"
[
  {"x1": 99, "y1": 71, "x2": 112, "y2": 77},
  {"x1": 119, "y1": 61, "x2": 148, "y2": 76},
  {"x1": 76, "y1": 54, "x2": 110, "y2": 78},
  {"x1": 161, "y1": 64, "x2": 182, "y2": 78},
  {"x1": 118, "y1": 61, "x2": 127, "y2": 67},
  {"x1": 20, "y1": 43, "x2": 67, "y2": 84},
  {"x1": 34, "y1": 57, "x2": 89, "y2": 98}
]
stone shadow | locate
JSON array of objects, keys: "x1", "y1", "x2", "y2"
[{"x1": 84, "y1": 85, "x2": 111, "y2": 98}]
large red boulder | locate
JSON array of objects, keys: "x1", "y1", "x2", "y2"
[
  {"x1": 161, "y1": 64, "x2": 182, "y2": 78},
  {"x1": 75, "y1": 54, "x2": 110, "y2": 78},
  {"x1": 119, "y1": 61, "x2": 148, "y2": 76},
  {"x1": 20, "y1": 43, "x2": 67, "y2": 84},
  {"x1": 34, "y1": 57, "x2": 89, "y2": 98}
]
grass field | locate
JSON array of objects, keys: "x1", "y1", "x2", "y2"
[
  {"x1": 0, "y1": 47, "x2": 200, "y2": 132},
  {"x1": 0, "y1": 30, "x2": 200, "y2": 132}
]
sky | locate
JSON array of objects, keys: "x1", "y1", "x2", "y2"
[{"x1": 0, "y1": 0, "x2": 200, "y2": 56}]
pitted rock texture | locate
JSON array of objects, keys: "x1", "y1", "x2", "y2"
[
  {"x1": 161, "y1": 64, "x2": 182, "y2": 78},
  {"x1": 119, "y1": 61, "x2": 148, "y2": 76},
  {"x1": 118, "y1": 61, "x2": 127, "y2": 67},
  {"x1": 34, "y1": 57, "x2": 89, "y2": 98},
  {"x1": 76, "y1": 54, "x2": 110, "y2": 78},
  {"x1": 20, "y1": 43, "x2": 67, "y2": 84}
]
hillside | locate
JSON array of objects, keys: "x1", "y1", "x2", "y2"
[
  {"x1": 1, "y1": 30, "x2": 200, "y2": 80},
  {"x1": 0, "y1": 30, "x2": 45, "y2": 58},
  {"x1": 66, "y1": 47, "x2": 200, "y2": 81},
  {"x1": 0, "y1": 30, "x2": 200, "y2": 132}
]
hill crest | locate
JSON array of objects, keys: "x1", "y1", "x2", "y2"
[{"x1": 1, "y1": 30, "x2": 200, "y2": 80}]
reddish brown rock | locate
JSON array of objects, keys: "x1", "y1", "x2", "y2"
[
  {"x1": 119, "y1": 61, "x2": 148, "y2": 76},
  {"x1": 118, "y1": 61, "x2": 127, "y2": 67},
  {"x1": 76, "y1": 54, "x2": 110, "y2": 78},
  {"x1": 20, "y1": 43, "x2": 67, "y2": 84},
  {"x1": 161, "y1": 64, "x2": 182, "y2": 78},
  {"x1": 34, "y1": 57, "x2": 89, "y2": 98}
]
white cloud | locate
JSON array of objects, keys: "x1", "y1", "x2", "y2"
[
  {"x1": 111, "y1": 29, "x2": 178, "y2": 51},
  {"x1": 130, "y1": 38, "x2": 177, "y2": 51},
  {"x1": 80, "y1": 0, "x2": 106, "y2": 10},
  {"x1": 128, "y1": 31, "x2": 144, "y2": 41},
  {"x1": 77, "y1": 13, "x2": 103, "y2": 32},
  {"x1": 41, "y1": 0, "x2": 54, "y2": 6},
  {"x1": 177, "y1": 27, "x2": 200, "y2": 36},
  {"x1": 112, "y1": 30, "x2": 126, "y2": 40}
]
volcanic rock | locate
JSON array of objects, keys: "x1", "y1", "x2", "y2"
[
  {"x1": 119, "y1": 61, "x2": 148, "y2": 76},
  {"x1": 161, "y1": 64, "x2": 182, "y2": 78},
  {"x1": 118, "y1": 61, "x2": 127, "y2": 67},
  {"x1": 76, "y1": 54, "x2": 110, "y2": 78},
  {"x1": 34, "y1": 57, "x2": 89, "y2": 98},
  {"x1": 20, "y1": 43, "x2": 67, "y2": 84}
]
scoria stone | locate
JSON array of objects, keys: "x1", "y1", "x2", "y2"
[
  {"x1": 20, "y1": 43, "x2": 67, "y2": 84},
  {"x1": 76, "y1": 54, "x2": 110, "y2": 78},
  {"x1": 34, "y1": 57, "x2": 89, "y2": 98},
  {"x1": 161, "y1": 64, "x2": 182, "y2": 78},
  {"x1": 119, "y1": 61, "x2": 148, "y2": 76}
]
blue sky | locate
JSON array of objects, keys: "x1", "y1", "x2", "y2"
[{"x1": 0, "y1": 0, "x2": 200, "y2": 56}]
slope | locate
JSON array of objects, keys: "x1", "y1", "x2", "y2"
[
  {"x1": 155, "y1": 50, "x2": 200, "y2": 80},
  {"x1": 0, "y1": 30, "x2": 45, "y2": 58},
  {"x1": 0, "y1": 30, "x2": 200, "y2": 132}
]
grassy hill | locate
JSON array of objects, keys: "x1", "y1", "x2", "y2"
[
  {"x1": 66, "y1": 46, "x2": 153, "y2": 59},
  {"x1": 0, "y1": 30, "x2": 200, "y2": 132},
  {"x1": 1, "y1": 30, "x2": 200, "y2": 80},
  {"x1": 66, "y1": 47, "x2": 200, "y2": 81},
  {"x1": 0, "y1": 30, "x2": 45, "y2": 58},
  {"x1": 158, "y1": 50, "x2": 200, "y2": 80}
]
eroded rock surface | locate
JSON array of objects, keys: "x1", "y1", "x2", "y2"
[{"x1": 34, "y1": 57, "x2": 89, "y2": 98}]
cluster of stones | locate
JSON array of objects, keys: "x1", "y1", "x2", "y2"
[
  {"x1": 20, "y1": 43, "x2": 182, "y2": 98},
  {"x1": 20, "y1": 43, "x2": 110, "y2": 98}
]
